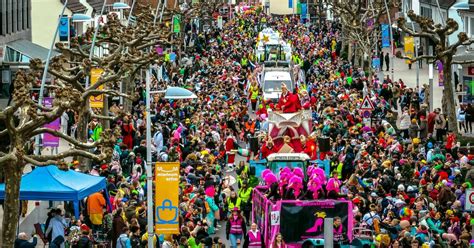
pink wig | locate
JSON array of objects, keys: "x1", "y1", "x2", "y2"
[{"x1": 205, "y1": 186, "x2": 215, "y2": 197}]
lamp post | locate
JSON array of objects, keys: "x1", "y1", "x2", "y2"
[
  {"x1": 383, "y1": 0, "x2": 394, "y2": 81},
  {"x1": 34, "y1": 0, "x2": 70, "y2": 155}
]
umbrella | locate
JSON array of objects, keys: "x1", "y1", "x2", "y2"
[{"x1": 164, "y1": 87, "x2": 197, "y2": 99}]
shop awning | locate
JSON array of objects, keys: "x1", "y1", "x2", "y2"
[{"x1": 4, "y1": 39, "x2": 58, "y2": 63}]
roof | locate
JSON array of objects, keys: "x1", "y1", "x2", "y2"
[
  {"x1": 264, "y1": 71, "x2": 292, "y2": 81},
  {"x1": 87, "y1": 0, "x2": 104, "y2": 12},
  {"x1": 419, "y1": 0, "x2": 456, "y2": 9},
  {"x1": 267, "y1": 153, "x2": 310, "y2": 161},
  {"x1": 60, "y1": 0, "x2": 87, "y2": 12},
  {"x1": 0, "y1": 165, "x2": 108, "y2": 217},
  {"x1": 6, "y1": 39, "x2": 59, "y2": 62}
]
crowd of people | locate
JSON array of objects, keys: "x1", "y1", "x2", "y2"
[{"x1": 16, "y1": 5, "x2": 474, "y2": 248}]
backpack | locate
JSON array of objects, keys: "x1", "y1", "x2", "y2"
[{"x1": 204, "y1": 200, "x2": 211, "y2": 213}]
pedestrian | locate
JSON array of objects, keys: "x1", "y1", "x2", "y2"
[
  {"x1": 270, "y1": 233, "x2": 286, "y2": 248},
  {"x1": 434, "y1": 112, "x2": 447, "y2": 142},
  {"x1": 226, "y1": 207, "x2": 247, "y2": 248},
  {"x1": 238, "y1": 179, "x2": 253, "y2": 222},
  {"x1": 380, "y1": 51, "x2": 384, "y2": 70},
  {"x1": 74, "y1": 225, "x2": 93, "y2": 248},
  {"x1": 116, "y1": 226, "x2": 131, "y2": 248},
  {"x1": 45, "y1": 209, "x2": 67, "y2": 248},
  {"x1": 418, "y1": 46, "x2": 423, "y2": 68},
  {"x1": 14, "y1": 232, "x2": 37, "y2": 248},
  {"x1": 243, "y1": 223, "x2": 265, "y2": 248},
  {"x1": 384, "y1": 52, "x2": 390, "y2": 71},
  {"x1": 86, "y1": 191, "x2": 106, "y2": 231},
  {"x1": 466, "y1": 103, "x2": 474, "y2": 133}
]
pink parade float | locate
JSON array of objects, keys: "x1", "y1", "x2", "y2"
[
  {"x1": 251, "y1": 167, "x2": 354, "y2": 247},
  {"x1": 267, "y1": 109, "x2": 313, "y2": 149}
]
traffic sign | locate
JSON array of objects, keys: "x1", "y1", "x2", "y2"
[
  {"x1": 360, "y1": 96, "x2": 375, "y2": 111},
  {"x1": 466, "y1": 189, "x2": 474, "y2": 211},
  {"x1": 362, "y1": 110, "x2": 371, "y2": 118}
]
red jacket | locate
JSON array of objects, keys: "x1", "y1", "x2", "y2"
[
  {"x1": 304, "y1": 139, "x2": 318, "y2": 160},
  {"x1": 261, "y1": 143, "x2": 279, "y2": 159},
  {"x1": 279, "y1": 92, "x2": 299, "y2": 113}
]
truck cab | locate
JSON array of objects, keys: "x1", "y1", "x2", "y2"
[
  {"x1": 261, "y1": 61, "x2": 294, "y2": 103},
  {"x1": 250, "y1": 153, "x2": 310, "y2": 182}
]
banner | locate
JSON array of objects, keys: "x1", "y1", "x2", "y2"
[
  {"x1": 155, "y1": 162, "x2": 180, "y2": 234},
  {"x1": 42, "y1": 97, "x2": 60, "y2": 147},
  {"x1": 296, "y1": 0, "x2": 301, "y2": 14},
  {"x1": 381, "y1": 24, "x2": 390, "y2": 48},
  {"x1": 300, "y1": 4, "x2": 307, "y2": 23},
  {"x1": 280, "y1": 201, "x2": 353, "y2": 243},
  {"x1": 437, "y1": 60, "x2": 444, "y2": 86},
  {"x1": 217, "y1": 16, "x2": 223, "y2": 29},
  {"x1": 59, "y1": 16, "x2": 69, "y2": 42},
  {"x1": 288, "y1": 0, "x2": 293, "y2": 8},
  {"x1": 372, "y1": 57, "x2": 380, "y2": 70},
  {"x1": 404, "y1": 36, "x2": 414, "y2": 64},
  {"x1": 89, "y1": 68, "x2": 104, "y2": 108},
  {"x1": 172, "y1": 15, "x2": 181, "y2": 33}
]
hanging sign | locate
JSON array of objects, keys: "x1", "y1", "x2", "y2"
[
  {"x1": 217, "y1": 16, "x2": 223, "y2": 29},
  {"x1": 173, "y1": 15, "x2": 181, "y2": 33},
  {"x1": 404, "y1": 36, "x2": 414, "y2": 64},
  {"x1": 437, "y1": 60, "x2": 444, "y2": 87},
  {"x1": 381, "y1": 24, "x2": 390, "y2": 48},
  {"x1": 42, "y1": 97, "x2": 60, "y2": 147},
  {"x1": 89, "y1": 68, "x2": 104, "y2": 108},
  {"x1": 59, "y1": 16, "x2": 69, "y2": 42},
  {"x1": 155, "y1": 162, "x2": 180, "y2": 234}
]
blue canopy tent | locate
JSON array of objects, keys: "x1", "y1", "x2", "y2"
[{"x1": 0, "y1": 165, "x2": 109, "y2": 218}]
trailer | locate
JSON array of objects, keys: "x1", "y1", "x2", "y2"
[{"x1": 252, "y1": 186, "x2": 355, "y2": 247}]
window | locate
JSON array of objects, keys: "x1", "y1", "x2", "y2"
[
  {"x1": 470, "y1": 18, "x2": 474, "y2": 37},
  {"x1": 466, "y1": 16, "x2": 469, "y2": 34},
  {"x1": 26, "y1": 0, "x2": 30, "y2": 29},
  {"x1": 0, "y1": 0, "x2": 3, "y2": 35},
  {"x1": 6, "y1": 0, "x2": 9, "y2": 34},
  {"x1": 421, "y1": 6, "x2": 432, "y2": 19}
]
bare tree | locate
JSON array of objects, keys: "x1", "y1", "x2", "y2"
[
  {"x1": 0, "y1": 6, "x2": 173, "y2": 246},
  {"x1": 397, "y1": 10, "x2": 474, "y2": 134},
  {"x1": 331, "y1": 0, "x2": 399, "y2": 78}
]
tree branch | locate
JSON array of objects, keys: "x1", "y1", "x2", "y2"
[
  {"x1": 30, "y1": 128, "x2": 100, "y2": 149},
  {"x1": 28, "y1": 149, "x2": 107, "y2": 163}
]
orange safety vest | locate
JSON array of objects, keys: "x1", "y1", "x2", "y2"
[{"x1": 245, "y1": 122, "x2": 255, "y2": 133}]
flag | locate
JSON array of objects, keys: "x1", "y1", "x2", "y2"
[{"x1": 381, "y1": 24, "x2": 390, "y2": 48}]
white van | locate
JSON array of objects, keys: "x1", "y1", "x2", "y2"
[{"x1": 262, "y1": 68, "x2": 294, "y2": 102}]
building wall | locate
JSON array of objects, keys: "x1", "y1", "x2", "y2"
[
  {"x1": 269, "y1": 0, "x2": 294, "y2": 15},
  {"x1": 0, "y1": 0, "x2": 32, "y2": 45},
  {"x1": 31, "y1": 0, "x2": 73, "y2": 48}
]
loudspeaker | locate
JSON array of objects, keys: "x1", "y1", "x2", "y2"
[
  {"x1": 318, "y1": 137, "x2": 331, "y2": 152},
  {"x1": 249, "y1": 137, "x2": 259, "y2": 154}
]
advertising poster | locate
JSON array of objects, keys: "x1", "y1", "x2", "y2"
[
  {"x1": 155, "y1": 162, "x2": 180, "y2": 234},
  {"x1": 59, "y1": 16, "x2": 69, "y2": 42},
  {"x1": 173, "y1": 15, "x2": 181, "y2": 33},
  {"x1": 437, "y1": 60, "x2": 444, "y2": 86},
  {"x1": 42, "y1": 97, "x2": 60, "y2": 147},
  {"x1": 381, "y1": 24, "x2": 390, "y2": 48},
  {"x1": 89, "y1": 68, "x2": 104, "y2": 108},
  {"x1": 404, "y1": 36, "x2": 414, "y2": 64},
  {"x1": 279, "y1": 201, "x2": 352, "y2": 243}
]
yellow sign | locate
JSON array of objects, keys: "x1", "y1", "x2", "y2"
[
  {"x1": 154, "y1": 162, "x2": 180, "y2": 234},
  {"x1": 404, "y1": 36, "x2": 414, "y2": 64},
  {"x1": 89, "y1": 68, "x2": 104, "y2": 108}
]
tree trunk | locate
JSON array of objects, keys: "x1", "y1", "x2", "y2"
[
  {"x1": 2, "y1": 162, "x2": 24, "y2": 247},
  {"x1": 442, "y1": 58, "x2": 459, "y2": 134},
  {"x1": 123, "y1": 75, "x2": 134, "y2": 113},
  {"x1": 77, "y1": 103, "x2": 91, "y2": 170}
]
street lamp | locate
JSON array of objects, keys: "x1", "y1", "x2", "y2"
[
  {"x1": 71, "y1": 13, "x2": 93, "y2": 22},
  {"x1": 112, "y1": 2, "x2": 131, "y2": 9}
]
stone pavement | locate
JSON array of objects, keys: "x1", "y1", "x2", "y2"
[{"x1": 378, "y1": 48, "x2": 442, "y2": 111}]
